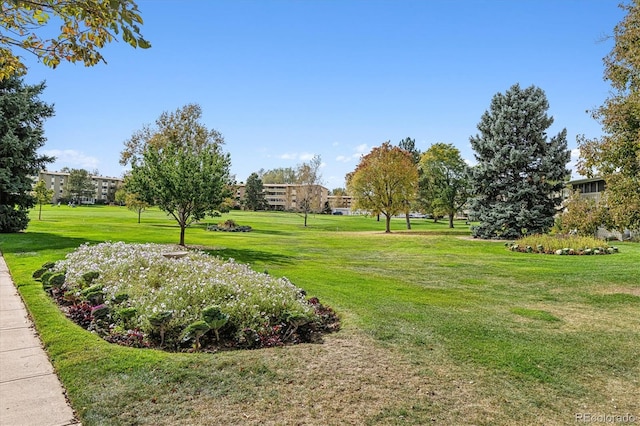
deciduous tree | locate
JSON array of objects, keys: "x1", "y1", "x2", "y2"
[
  {"x1": 259, "y1": 167, "x2": 297, "y2": 184},
  {"x1": 577, "y1": 0, "x2": 640, "y2": 231},
  {"x1": 330, "y1": 187, "x2": 349, "y2": 209},
  {"x1": 64, "y1": 168, "x2": 94, "y2": 203},
  {"x1": 418, "y1": 143, "x2": 470, "y2": 228},
  {"x1": 32, "y1": 179, "x2": 53, "y2": 220},
  {"x1": 125, "y1": 192, "x2": 148, "y2": 224},
  {"x1": 561, "y1": 190, "x2": 610, "y2": 237},
  {"x1": 347, "y1": 142, "x2": 418, "y2": 233},
  {"x1": 296, "y1": 155, "x2": 323, "y2": 227},
  {"x1": 0, "y1": 75, "x2": 54, "y2": 232},
  {"x1": 1, "y1": 0, "x2": 150, "y2": 80},
  {"x1": 124, "y1": 104, "x2": 232, "y2": 246},
  {"x1": 469, "y1": 84, "x2": 570, "y2": 239}
]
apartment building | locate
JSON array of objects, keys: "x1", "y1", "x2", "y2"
[
  {"x1": 37, "y1": 170, "x2": 123, "y2": 204},
  {"x1": 235, "y1": 183, "x2": 330, "y2": 212},
  {"x1": 567, "y1": 176, "x2": 637, "y2": 240},
  {"x1": 568, "y1": 177, "x2": 606, "y2": 204}
]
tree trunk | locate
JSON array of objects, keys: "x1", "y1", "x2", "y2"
[
  {"x1": 179, "y1": 225, "x2": 186, "y2": 246},
  {"x1": 304, "y1": 211, "x2": 308, "y2": 227},
  {"x1": 38, "y1": 203, "x2": 42, "y2": 220},
  {"x1": 138, "y1": 208, "x2": 141, "y2": 224},
  {"x1": 449, "y1": 213, "x2": 454, "y2": 228},
  {"x1": 385, "y1": 214, "x2": 391, "y2": 233},
  {"x1": 405, "y1": 212, "x2": 411, "y2": 230}
]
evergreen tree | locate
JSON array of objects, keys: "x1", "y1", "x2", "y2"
[
  {"x1": 397, "y1": 137, "x2": 421, "y2": 229},
  {"x1": 469, "y1": 84, "x2": 570, "y2": 239},
  {"x1": 244, "y1": 172, "x2": 267, "y2": 211},
  {"x1": 0, "y1": 75, "x2": 54, "y2": 232},
  {"x1": 398, "y1": 137, "x2": 421, "y2": 164}
]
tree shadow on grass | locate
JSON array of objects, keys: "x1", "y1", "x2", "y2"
[
  {"x1": 203, "y1": 247, "x2": 294, "y2": 266},
  {"x1": 0, "y1": 232, "x2": 100, "y2": 255}
]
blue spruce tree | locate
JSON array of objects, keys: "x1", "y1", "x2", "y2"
[
  {"x1": 0, "y1": 75, "x2": 54, "y2": 232},
  {"x1": 469, "y1": 84, "x2": 570, "y2": 239}
]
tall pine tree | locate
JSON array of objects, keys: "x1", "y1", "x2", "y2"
[
  {"x1": 243, "y1": 172, "x2": 267, "y2": 211},
  {"x1": 469, "y1": 84, "x2": 570, "y2": 239},
  {"x1": 0, "y1": 75, "x2": 54, "y2": 232}
]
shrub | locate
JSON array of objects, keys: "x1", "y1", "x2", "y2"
[
  {"x1": 201, "y1": 305, "x2": 229, "y2": 341},
  {"x1": 33, "y1": 261, "x2": 55, "y2": 279},
  {"x1": 81, "y1": 284, "x2": 104, "y2": 305},
  {"x1": 91, "y1": 304, "x2": 110, "y2": 321},
  {"x1": 40, "y1": 271, "x2": 54, "y2": 291},
  {"x1": 48, "y1": 272, "x2": 66, "y2": 289},
  {"x1": 81, "y1": 271, "x2": 100, "y2": 286},
  {"x1": 181, "y1": 320, "x2": 210, "y2": 351}
]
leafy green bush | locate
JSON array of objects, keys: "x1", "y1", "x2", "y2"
[
  {"x1": 32, "y1": 261, "x2": 55, "y2": 279},
  {"x1": 507, "y1": 234, "x2": 617, "y2": 255},
  {"x1": 48, "y1": 272, "x2": 66, "y2": 288}
]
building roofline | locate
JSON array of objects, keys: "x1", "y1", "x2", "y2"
[{"x1": 568, "y1": 177, "x2": 604, "y2": 185}]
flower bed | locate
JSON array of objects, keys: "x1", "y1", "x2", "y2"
[
  {"x1": 506, "y1": 234, "x2": 619, "y2": 255},
  {"x1": 207, "y1": 219, "x2": 252, "y2": 232},
  {"x1": 34, "y1": 242, "x2": 339, "y2": 351}
]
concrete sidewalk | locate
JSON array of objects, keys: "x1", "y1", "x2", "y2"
[{"x1": 0, "y1": 254, "x2": 80, "y2": 426}]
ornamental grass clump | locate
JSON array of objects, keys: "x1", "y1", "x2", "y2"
[
  {"x1": 45, "y1": 241, "x2": 339, "y2": 351},
  {"x1": 507, "y1": 234, "x2": 617, "y2": 255}
]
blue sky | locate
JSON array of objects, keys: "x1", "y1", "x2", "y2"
[{"x1": 23, "y1": 0, "x2": 624, "y2": 188}]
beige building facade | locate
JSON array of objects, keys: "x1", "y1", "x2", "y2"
[
  {"x1": 37, "y1": 171, "x2": 123, "y2": 204},
  {"x1": 235, "y1": 183, "x2": 330, "y2": 212}
]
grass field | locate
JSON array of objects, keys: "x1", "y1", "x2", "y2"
[{"x1": 1, "y1": 205, "x2": 639, "y2": 425}]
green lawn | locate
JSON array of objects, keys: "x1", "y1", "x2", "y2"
[{"x1": 1, "y1": 205, "x2": 638, "y2": 425}]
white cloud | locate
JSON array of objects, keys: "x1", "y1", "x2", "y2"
[
  {"x1": 569, "y1": 148, "x2": 584, "y2": 179},
  {"x1": 335, "y1": 144, "x2": 369, "y2": 163},
  {"x1": 41, "y1": 149, "x2": 100, "y2": 172},
  {"x1": 355, "y1": 143, "x2": 369, "y2": 153},
  {"x1": 277, "y1": 152, "x2": 318, "y2": 162},
  {"x1": 298, "y1": 153, "x2": 316, "y2": 161},
  {"x1": 278, "y1": 153, "x2": 297, "y2": 160},
  {"x1": 464, "y1": 158, "x2": 476, "y2": 167}
]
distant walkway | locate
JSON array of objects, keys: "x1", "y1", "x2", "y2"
[{"x1": 0, "y1": 254, "x2": 80, "y2": 426}]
